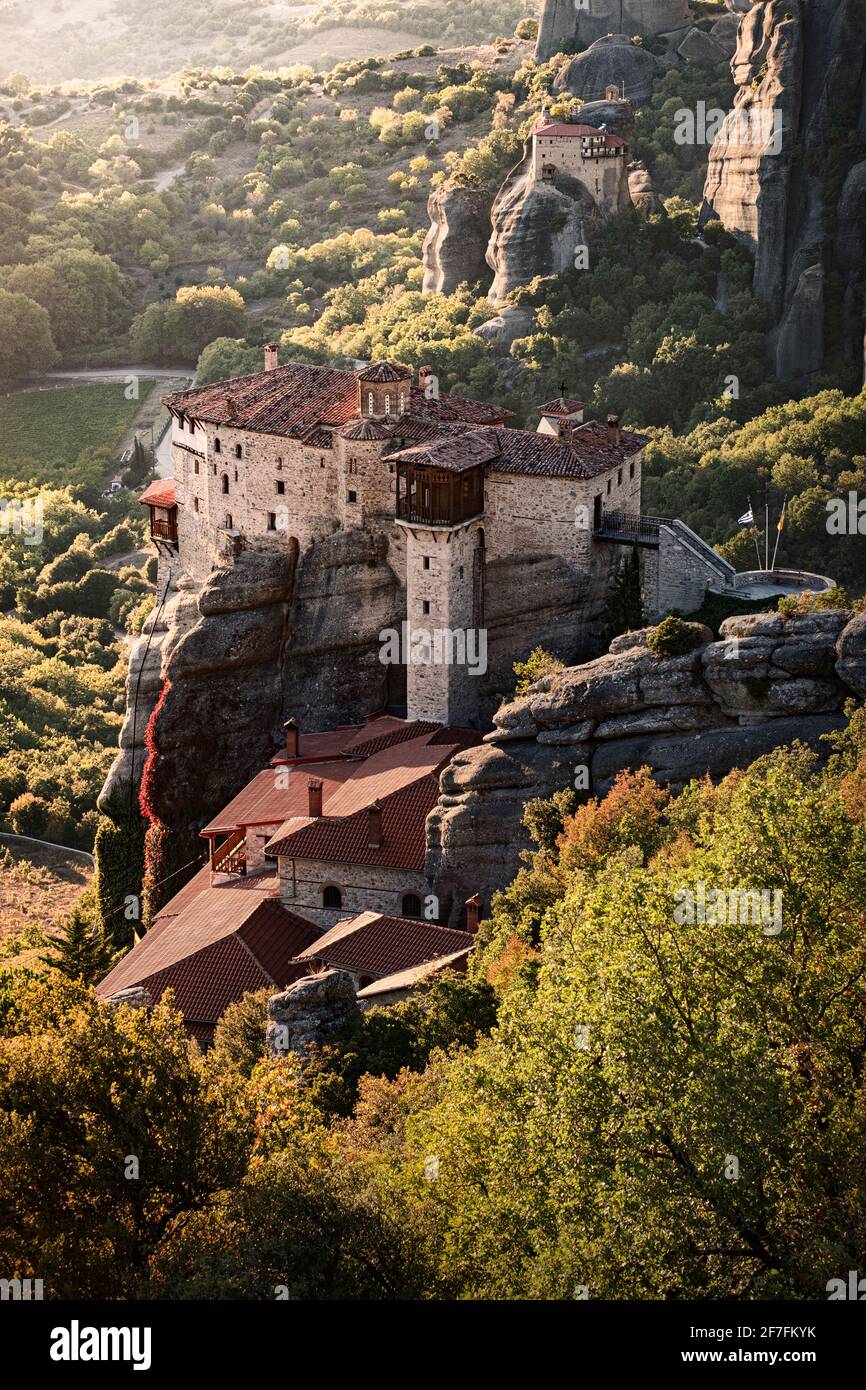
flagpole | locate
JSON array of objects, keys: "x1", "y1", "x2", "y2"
[
  {"x1": 770, "y1": 496, "x2": 786, "y2": 571},
  {"x1": 764, "y1": 487, "x2": 769, "y2": 572},
  {"x1": 747, "y1": 495, "x2": 761, "y2": 569}
]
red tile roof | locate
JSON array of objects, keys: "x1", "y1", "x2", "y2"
[
  {"x1": 154, "y1": 865, "x2": 278, "y2": 925},
  {"x1": 163, "y1": 363, "x2": 510, "y2": 441},
  {"x1": 267, "y1": 771, "x2": 443, "y2": 869},
  {"x1": 202, "y1": 761, "x2": 356, "y2": 836},
  {"x1": 390, "y1": 421, "x2": 648, "y2": 480},
  {"x1": 356, "y1": 360, "x2": 410, "y2": 382},
  {"x1": 139, "y1": 478, "x2": 176, "y2": 508},
  {"x1": 539, "y1": 397, "x2": 585, "y2": 417},
  {"x1": 293, "y1": 910, "x2": 474, "y2": 978},
  {"x1": 535, "y1": 120, "x2": 626, "y2": 147},
  {"x1": 98, "y1": 886, "x2": 318, "y2": 1032}
]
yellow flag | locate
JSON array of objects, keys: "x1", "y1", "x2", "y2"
[{"x1": 777, "y1": 508, "x2": 786, "y2": 532}]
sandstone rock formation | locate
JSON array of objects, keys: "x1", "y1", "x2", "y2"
[
  {"x1": 702, "y1": 0, "x2": 866, "y2": 383},
  {"x1": 421, "y1": 185, "x2": 494, "y2": 295},
  {"x1": 102, "y1": 531, "x2": 405, "y2": 911},
  {"x1": 485, "y1": 170, "x2": 598, "y2": 306},
  {"x1": 267, "y1": 970, "x2": 359, "y2": 1060},
  {"x1": 427, "y1": 609, "x2": 866, "y2": 923},
  {"x1": 628, "y1": 163, "x2": 661, "y2": 216},
  {"x1": 553, "y1": 34, "x2": 658, "y2": 107},
  {"x1": 535, "y1": 0, "x2": 693, "y2": 63}
]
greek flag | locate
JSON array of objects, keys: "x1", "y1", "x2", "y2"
[{"x1": 738, "y1": 508, "x2": 754, "y2": 525}]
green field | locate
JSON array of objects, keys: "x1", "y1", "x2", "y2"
[{"x1": 0, "y1": 383, "x2": 153, "y2": 487}]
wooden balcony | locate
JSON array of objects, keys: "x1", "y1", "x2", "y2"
[
  {"x1": 150, "y1": 514, "x2": 178, "y2": 543},
  {"x1": 396, "y1": 463, "x2": 484, "y2": 529},
  {"x1": 211, "y1": 829, "x2": 246, "y2": 876}
]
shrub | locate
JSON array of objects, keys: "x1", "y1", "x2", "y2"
[
  {"x1": 646, "y1": 615, "x2": 707, "y2": 657},
  {"x1": 513, "y1": 645, "x2": 564, "y2": 695}
]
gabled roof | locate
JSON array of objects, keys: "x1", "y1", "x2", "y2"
[
  {"x1": 163, "y1": 362, "x2": 510, "y2": 440},
  {"x1": 356, "y1": 948, "x2": 472, "y2": 999},
  {"x1": 539, "y1": 397, "x2": 585, "y2": 418},
  {"x1": 266, "y1": 771, "x2": 443, "y2": 870},
  {"x1": 139, "y1": 478, "x2": 176, "y2": 508},
  {"x1": 293, "y1": 911, "x2": 474, "y2": 979},
  {"x1": 97, "y1": 882, "x2": 318, "y2": 1031},
  {"x1": 534, "y1": 120, "x2": 626, "y2": 147},
  {"x1": 202, "y1": 760, "x2": 356, "y2": 836},
  {"x1": 388, "y1": 421, "x2": 649, "y2": 481}
]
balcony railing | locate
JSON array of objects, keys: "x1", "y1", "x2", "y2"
[
  {"x1": 211, "y1": 829, "x2": 246, "y2": 876},
  {"x1": 593, "y1": 510, "x2": 667, "y2": 546},
  {"x1": 150, "y1": 516, "x2": 178, "y2": 544}
]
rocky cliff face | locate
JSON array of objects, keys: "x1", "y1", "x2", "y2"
[
  {"x1": 482, "y1": 99, "x2": 633, "y2": 312},
  {"x1": 535, "y1": 0, "x2": 693, "y2": 63},
  {"x1": 427, "y1": 610, "x2": 866, "y2": 923},
  {"x1": 702, "y1": 0, "x2": 866, "y2": 383},
  {"x1": 553, "y1": 33, "x2": 659, "y2": 106},
  {"x1": 101, "y1": 532, "x2": 405, "y2": 913},
  {"x1": 421, "y1": 185, "x2": 493, "y2": 295}
]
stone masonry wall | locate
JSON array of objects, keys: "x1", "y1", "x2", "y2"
[{"x1": 278, "y1": 858, "x2": 429, "y2": 932}]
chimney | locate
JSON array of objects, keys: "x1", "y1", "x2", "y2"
[
  {"x1": 264, "y1": 342, "x2": 279, "y2": 371},
  {"x1": 367, "y1": 799, "x2": 382, "y2": 849},
  {"x1": 307, "y1": 777, "x2": 323, "y2": 818},
  {"x1": 465, "y1": 893, "x2": 483, "y2": 934},
  {"x1": 226, "y1": 394, "x2": 236, "y2": 418},
  {"x1": 607, "y1": 414, "x2": 621, "y2": 446},
  {"x1": 283, "y1": 718, "x2": 299, "y2": 759},
  {"x1": 559, "y1": 418, "x2": 574, "y2": 445}
]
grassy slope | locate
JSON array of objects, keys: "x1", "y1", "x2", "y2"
[{"x1": 0, "y1": 382, "x2": 153, "y2": 485}]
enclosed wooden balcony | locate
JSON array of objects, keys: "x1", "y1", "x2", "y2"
[
  {"x1": 149, "y1": 508, "x2": 178, "y2": 544},
  {"x1": 396, "y1": 462, "x2": 484, "y2": 529}
]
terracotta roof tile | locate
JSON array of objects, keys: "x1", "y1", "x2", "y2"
[
  {"x1": 539, "y1": 397, "x2": 585, "y2": 417},
  {"x1": 202, "y1": 761, "x2": 356, "y2": 835},
  {"x1": 535, "y1": 120, "x2": 626, "y2": 147},
  {"x1": 355, "y1": 360, "x2": 410, "y2": 382},
  {"x1": 163, "y1": 363, "x2": 509, "y2": 441},
  {"x1": 389, "y1": 422, "x2": 648, "y2": 481},
  {"x1": 139, "y1": 478, "x2": 176, "y2": 508},
  {"x1": 294, "y1": 911, "x2": 474, "y2": 978},
  {"x1": 267, "y1": 771, "x2": 442, "y2": 869}
]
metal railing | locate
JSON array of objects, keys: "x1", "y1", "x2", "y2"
[{"x1": 593, "y1": 510, "x2": 668, "y2": 545}]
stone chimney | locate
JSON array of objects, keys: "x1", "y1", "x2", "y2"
[
  {"x1": 367, "y1": 799, "x2": 382, "y2": 849},
  {"x1": 465, "y1": 893, "x2": 484, "y2": 934},
  {"x1": 226, "y1": 394, "x2": 237, "y2": 418},
  {"x1": 607, "y1": 414, "x2": 621, "y2": 446},
  {"x1": 283, "y1": 718, "x2": 299, "y2": 759},
  {"x1": 264, "y1": 342, "x2": 279, "y2": 371},
  {"x1": 307, "y1": 777, "x2": 323, "y2": 818}
]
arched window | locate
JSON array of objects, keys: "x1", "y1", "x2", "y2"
[
  {"x1": 214, "y1": 438, "x2": 221, "y2": 453},
  {"x1": 402, "y1": 893, "x2": 422, "y2": 919},
  {"x1": 384, "y1": 393, "x2": 391, "y2": 415},
  {"x1": 224, "y1": 513, "x2": 233, "y2": 529},
  {"x1": 235, "y1": 444, "x2": 242, "y2": 459},
  {"x1": 399, "y1": 390, "x2": 405, "y2": 414},
  {"x1": 222, "y1": 474, "x2": 229, "y2": 494},
  {"x1": 322, "y1": 885, "x2": 342, "y2": 910},
  {"x1": 368, "y1": 391, "x2": 374, "y2": 416}
]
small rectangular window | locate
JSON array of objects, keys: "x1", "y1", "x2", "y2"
[
  {"x1": 423, "y1": 556, "x2": 430, "y2": 570},
  {"x1": 267, "y1": 512, "x2": 277, "y2": 531},
  {"x1": 617, "y1": 468, "x2": 622, "y2": 486},
  {"x1": 607, "y1": 478, "x2": 612, "y2": 494},
  {"x1": 193, "y1": 497, "x2": 199, "y2": 512},
  {"x1": 194, "y1": 460, "x2": 199, "y2": 474},
  {"x1": 276, "y1": 479, "x2": 285, "y2": 495},
  {"x1": 422, "y1": 600, "x2": 430, "y2": 616},
  {"x1": 629, "y1": 461, "x2": 635, "y2": 480},
  {"x1": 277, "y1": 457, "x2": 283, "y2": 470},
  {"x1": 347, "y1": 489, "x2": 357, "y2": 503}
]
